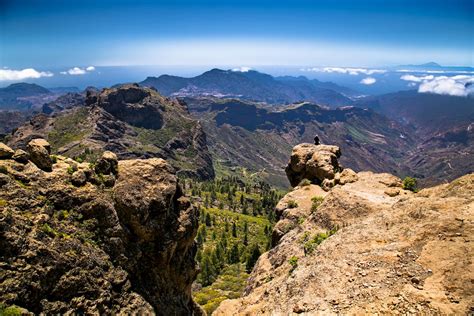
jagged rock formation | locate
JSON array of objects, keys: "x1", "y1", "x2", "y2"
[
  {"x1": 215, "y1": 143, "x2": 473, "y2": 315},
  {"x1": 8, "y1": 84, "x2": 214, "y2": 180},
  {"x1": 0, "y1": 141, "x2": 203, "y2": 314}
]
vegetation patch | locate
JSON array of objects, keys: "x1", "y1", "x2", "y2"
[
  {"x1": 301, "y1": 226, "x2": 338, "y2": 255},
  {"x1": 403, "y1": 176, "x2": 418, "y2": 192}
]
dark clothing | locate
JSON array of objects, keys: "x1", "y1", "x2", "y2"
[{"x1": 314, "y1": 135, "x2": 320, "y2": 145}]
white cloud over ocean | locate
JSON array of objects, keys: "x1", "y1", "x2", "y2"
[
  {"x1": 401, "y1": 74, "x2": 474, "y2": 97},
  {"x1": 360, "y1": 77, "x2": 376, "y2": 85},
  {"x1": 0, "y1": 68, "x2": 53, "y2": 81},
  {"x1": 61, "y1": 66, "x2": 96, "y2": 75},
  {"x1": 302, "y1": 67, "x2": 386, "y2": 75}
]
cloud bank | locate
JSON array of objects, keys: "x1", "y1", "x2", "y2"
[
  {"x1": 303, "y1": 67, "x2": 386, "y2": 75},
  {"x1": 61, "y1": 66, "x2": 96, "y2": 75},
  {"x1": 232, "y1": 66, "x2": 252, "y2": 72},
  {"x1": 360, "y1": 77, "x2": 376, "y2": 85},
  {"x1": 0, "y1": 68, "x2": 53, "y2": 81},
  {"x1": 401, "y1": 74, "x2": 474, "y2": 97}
]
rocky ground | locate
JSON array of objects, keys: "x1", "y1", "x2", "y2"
[
  {"x1": 0, "y1": 140, "x2": 203, "y2": 314},
  {"x1": 215, "y1": 143, "x2": 474, "y2": 315}
]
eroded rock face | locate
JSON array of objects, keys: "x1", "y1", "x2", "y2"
[
  {"x1": 0, "y1": 146, "x2": 202, "y2": 314},
  {"x1": 97, "y1": 84, "x2": 163, "y2": 129}
]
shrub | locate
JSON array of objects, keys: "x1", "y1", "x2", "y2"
[
  {"x1": 303, "y1": 226, "x2": 338, "y2": 254},
  {"x1": 287, "y1": 200, "x2": 298, "y2": 208},
  {"x1": 288, "y1": 256, "x2": 298, "y2": 272},
  {"x1": 67, "y1": 166, "x2": 75, "y2": 175},
  {"x1": 0, "y1": 165, "x2": 8, "y2": 174},
  {"x1": 0, "y1": 304, "x2": 23, "y2": 316},
  {"x1": 403, "y1": 177, "x2": 418, "y2": 192},
  {"x1": 50, "y1": 155, "x2": 58, "y2": 163},
  {"x1": 41, "y1": 223, "x2": 55, "y2": 237},
  {"x1": 310, "y1": 196, "x2": 324, "y2": 213},
  {"x1": 298, "y1": 179, "x2": 311, "y2": 187}
]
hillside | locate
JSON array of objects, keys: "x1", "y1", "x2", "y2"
[
  {"x1": 0, "y1": 83, "x2": 53, "y2": 111},
  {"x1": 184, "y1": 97, "x2": 416, "y2": 188},
  {"x1": 7, "y1": 84, "x2": 214, "y2": 180},
  {"x1": 140, "y1": 69, "x2": 354, "y2": 108},
  {"x1": 0, "y1": 140, "x2": 203, "y2": 314},
  {"x1": 356, "y1": 91, "x2": 474, "y2": 186},
  {"x1": 215, "y1": 143, "x2": 474, "y2": 315}
]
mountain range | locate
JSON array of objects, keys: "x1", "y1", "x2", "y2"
[{"x1": 140, "y1": 68, "x2": 358, "y2": 107}]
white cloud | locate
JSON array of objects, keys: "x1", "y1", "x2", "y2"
[
  {"x1": 232, "y1": 66, "x2": 252, "y2": 72},
  {"x1": 396, "y1": 69, "x2": 474, "y2": 74},
  {"x1": 400, "y1": 74, "x2": 434, "y2": 82},
  {"x1": 0, "y1": 68, "x2": 53, "y2": 81},
  {"x1": 360, "y1": 77, "x2": 376, "y2": 85},
  {"x1": 303, "y1": 67, "x2": 386, "y2": 75},
  {"x1": 61, "y1": 66, "x2": 96, "y2": 75},
  {"x1": 418, "y1": 75, "x2": 474, "y2": 97}
]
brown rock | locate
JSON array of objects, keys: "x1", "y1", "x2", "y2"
[
  {"x1": 338, "y1": 168, "x2": 358, "y2": 185},
  {"x1": 26, "y1": 138, "x2": 52, "y2": 171},
  {"x1": 285, "y1": 143, "x2": 341, "y2": 187},
  {"x1": 384, "y1": 187, "x2": 400, "y2": 197},
  {"x1": 0, "y1": 142, "x2": 14, "y2": 159},
  {"x1": 12, "y1": 149, "x2": 29, "y2": 164},
  {"x1": 94, "y1": 151, "x2": 118, "y2": 175}
]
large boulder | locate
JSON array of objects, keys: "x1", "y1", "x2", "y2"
[
  {"x1": 26, "y1": 138, "x2": 52, "y2": 171},
  {"x1": 0, "y1": 143, "x2": 14, "y2": 159},
  {"x1": 285, "y1": 143, "x2": 342, "y2": 187}
]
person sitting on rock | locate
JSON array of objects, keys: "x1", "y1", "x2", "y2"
[{"x1": 314, "y1": 135, "x2": 320, "y2": 145}]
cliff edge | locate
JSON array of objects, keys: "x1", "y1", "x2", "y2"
[{"x1": 215, "y1": 143, "x2": 473, "y2": 315}]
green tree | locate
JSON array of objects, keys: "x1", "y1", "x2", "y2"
[
  {"x1": 246, "y1": 244, "x2": 261, "y2": 272},
  {"x1": 228, "y1": 243, "x2": 240, "y2": 264},
  {"x1": 232, "y1": 222, "x2": 237, "y2": 238}
]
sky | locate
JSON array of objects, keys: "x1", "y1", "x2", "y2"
[{"x1": 1, "y1": 0, "x2": 473, "y2": 70}]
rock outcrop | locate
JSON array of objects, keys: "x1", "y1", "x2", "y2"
[
  {"x1": 0, "y1": 140, "x2": 202, "y2": 314},
  {"x1": 285, "y1": 143, "x2": 358, "y2": 190},
  {"x1": 215, "y1": 143, "x2": 473, "y2": 315},
  {"x1": 8, "y1": 84, "x2": 215, "y2": 180}
]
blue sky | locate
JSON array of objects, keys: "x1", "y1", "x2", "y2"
[{"x1": 1, "y1": 0, "x2": 473, "y2": 68}]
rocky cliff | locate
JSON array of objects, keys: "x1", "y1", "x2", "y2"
[
  {"x1": 215, "y1": 143, "x2": 473, "y2": 315},
  {"x1": 0, "y1": 140, "x2": 203, "y2": 314},
  {"x1": 7, "y1": 84, "x2": 214, "y2": 180}
]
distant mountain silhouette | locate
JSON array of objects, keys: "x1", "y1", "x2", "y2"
[
  {"x1": 0, "y1": 83, "x2": 52, "y2": 110},
  {"x1": 140, "y1": 69, "x2": 356, "y2": 108}
]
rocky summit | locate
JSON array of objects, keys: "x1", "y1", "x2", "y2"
[
  {"x1": 0, "y1": 140, "x2": 203, "y2": 314},
  {"x1": 215, "y1": 143, "x2": 473, "y2": 315},
  {"x1": 7, "y1": 84, "x2": 214, "y2": 180}
]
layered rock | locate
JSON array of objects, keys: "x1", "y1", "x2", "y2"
[
  {"x1": 0, "y1": 141, "x2": 202, "y2": 314},
  {"x1": 8, "y1": 84, "x2": 215, "y2": 180},
  {"x1": 215, "y1": 143, "x2": 473, "y2": 315}
]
